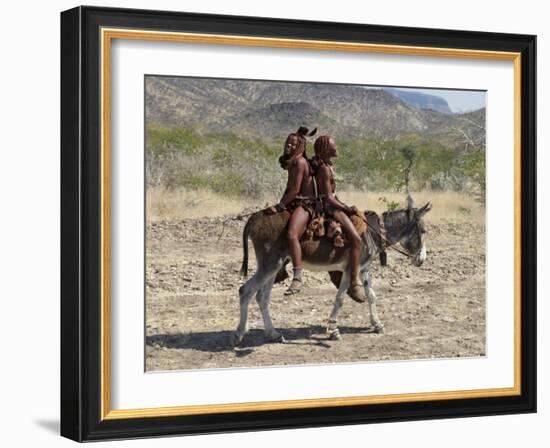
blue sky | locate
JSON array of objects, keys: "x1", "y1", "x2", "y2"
[{"x1": 368, "y1": 86, "x2": 486, "y2": 113}]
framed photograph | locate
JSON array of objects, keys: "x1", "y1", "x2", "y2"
[{"x1": 60, "y1": 6, "x2": 536, "y2": 442}]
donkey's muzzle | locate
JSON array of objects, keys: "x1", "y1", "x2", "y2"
[{"x1": 412, "y1": 245, "x2": 427, "y2": 267}]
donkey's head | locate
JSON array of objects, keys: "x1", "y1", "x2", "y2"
[
  {"x1": 385, "y1": 195, "x2": 432, "y2": 267},
  {"x1": 402, "y1": 195, "x2": 432, "y2": 266}
]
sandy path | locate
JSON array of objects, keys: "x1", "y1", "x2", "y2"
[{"x1": 145, "y1": 217, "x2": 485, "y2": 371}]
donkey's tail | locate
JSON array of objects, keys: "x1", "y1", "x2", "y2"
[{"x1": 240, "y1": 218, "x2": 252, "y2": 277}]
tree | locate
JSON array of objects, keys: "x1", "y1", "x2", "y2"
[
  {"x1": 452, "y1": 116, "x2": 486, "y2": 151},
  {"x1": 400, "y1": 145, "x2": 417, "y2": 193}
]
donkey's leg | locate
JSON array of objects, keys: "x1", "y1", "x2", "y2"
[
  {"x1": 361, "y1": 269, "x2": 384, "y2": 333},
  {"x1": 231, "y1": 269, "x2": 272, "y2": 346},
  {"x1": 256, "y1": 273, "x2": 285, "y2": 343},
  {"x1": 326, "y1": 271, "x2": 351, "y2": 341}
]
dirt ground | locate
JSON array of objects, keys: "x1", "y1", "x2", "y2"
[{"x1": 145, "y1": 214, "x2": 486, "y2": 372}]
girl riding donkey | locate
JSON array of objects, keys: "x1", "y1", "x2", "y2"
[
  {"x1": 311, "y1": 135, "x2": 367, "y2": 303},
  {"x1": 233, "y1": 132, "x2": 425, "y2": 346},
  {"x1": 267, "y1": 129, "x2": 366, "y2": 303},
  {"x1": 265, "y1": 126, "x2": 317, "y2": 296}
]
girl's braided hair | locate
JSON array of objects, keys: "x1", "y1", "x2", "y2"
[
  {"x1": 279, "y1": 126, "x2": 317, "y2": 169},
  {"x1": 310, "y1": 134, "x2": 334, "y2": 172},
  {"x1": 313, "y1": 135, "x2": 332, "y2": 159}
]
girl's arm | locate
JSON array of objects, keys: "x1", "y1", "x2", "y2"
[
  {"x1": 317, "y1": 165, "x2": 353, "y2": 213},
  {"x1": 276, "y1": 159, "x2": 306, "y2": 209}
]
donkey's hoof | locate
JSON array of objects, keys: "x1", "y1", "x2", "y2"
[
  {"x1": 266, "y1": 331, "x2": 286, "y2": 343},
  {"x1": 230, "y1": 332, "x2": 243, "y2": 347},
  {"x1": 374, "y1": 324, "x2": 385, "y2": 334},
  {"x1": 328, "y1": 329, "x2": 342, "y2": 340}
]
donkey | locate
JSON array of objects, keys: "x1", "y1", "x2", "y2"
[{"x1": 232, "y1": 196, "x2": 432, "y2": 346}]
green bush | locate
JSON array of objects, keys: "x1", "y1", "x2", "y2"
[
  {"x1": 145, "y1": 123, "x2": 486, "y2": 200},
  {"x1": 146, "y1": 123, "x2": 203, "y2": 156},
  {"x1": 378, "y1": 196, "x2": 401, "y2": 212}
]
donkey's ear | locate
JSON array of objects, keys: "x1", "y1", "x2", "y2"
[
  {"x1": 406, "y1": 194, "x2": 415, "y2": 210},
  {"x1": 417, "y1": 202, "x2": 432, "y2": 217}
]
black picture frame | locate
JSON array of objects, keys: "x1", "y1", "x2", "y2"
[{"x1": 61, "y1": 5, "x2": 536, "y2": 442}]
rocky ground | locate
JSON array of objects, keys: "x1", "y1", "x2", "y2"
[{"x1": 145, "y1": 215, "x2": 486, "y2": 371}]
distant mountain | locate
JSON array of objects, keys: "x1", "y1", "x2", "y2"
[
  {"x1": 384, "y1": 88, "x2": 452, "y2": 114},
  {"x1": 145, "y1": 77, "x2": 484, "y2": 147}
]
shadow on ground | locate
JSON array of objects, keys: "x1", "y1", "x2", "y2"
[{"x1": 146, "y1": 324, "x2": 379, "y2": 354}]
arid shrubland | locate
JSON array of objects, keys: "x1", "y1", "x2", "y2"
[{"x1": 146, "y1": 123, "x2": 485, "y2": 222}]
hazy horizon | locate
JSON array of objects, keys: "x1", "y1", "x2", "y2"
[{"x1": 368, "y1": 86, "x2": 486, "y2": 113}]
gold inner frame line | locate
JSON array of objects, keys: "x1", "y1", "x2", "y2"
[{"x1": 100, "y1": 27, "x2": 522, "y2": 421}]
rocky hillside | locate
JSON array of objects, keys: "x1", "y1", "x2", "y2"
[{"x1": 145, "y1": 76, "x2": 485, "y2": 145}]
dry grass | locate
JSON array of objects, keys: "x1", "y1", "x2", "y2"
[
  {"x1": 147, "y1": 187, "x2": 266, "y2": 221},
  {"x1": 338, "y1": 190, "x2": 485, "y2": 224},
  {"x1": 147, "y1": 187, "x2": 484, "y2": 224}
]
